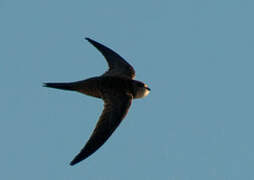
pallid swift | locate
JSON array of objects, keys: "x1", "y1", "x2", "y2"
[{"x1": 44, "y1": 38, "x2": 150, "y2": 166}]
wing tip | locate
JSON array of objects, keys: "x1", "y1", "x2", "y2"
[
  {"x1": 69, "y1": 153, "x2": 88, "y2": 166},
  {"x1": 85, "y1": 37, "x2": 93, "y2": 43},
  {"x1": 69, "y1": 160, "x2": 76, "y2": 166},
  {"x1": 85, "y1": 37, "x2": 106, "y2": 49},
  {"x1": 69, "y1": 157, "x2": 80, "y2": 166}
]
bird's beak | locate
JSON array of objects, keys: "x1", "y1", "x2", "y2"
[{"x1": 146, "y1": 87, "x2": 151, "y2": 91}]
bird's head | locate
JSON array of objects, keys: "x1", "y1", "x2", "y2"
[{"x1": 133, "y1": 81, "x2": 151, "y2": 99}]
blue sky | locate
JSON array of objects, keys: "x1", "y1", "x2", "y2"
[{"x1": 1, "y1": 0, "x2": 254, "y2": 179}]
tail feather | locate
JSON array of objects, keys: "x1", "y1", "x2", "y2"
[{"x1": 43, "y1": 82, "x2": 76, "y2": 91}]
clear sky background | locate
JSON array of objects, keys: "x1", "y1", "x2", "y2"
[{"x1": 1, "y1": 0, "x2": 254, "y2": 179}]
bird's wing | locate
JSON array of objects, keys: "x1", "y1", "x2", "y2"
[
  {"x1": 70, "y1": 92, "x2": 133, "y2": 166},
  {"x1": 86, "y1": 38, "x2": 136, "y2": 79}
]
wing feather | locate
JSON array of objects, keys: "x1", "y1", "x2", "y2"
[
  {"x1": 70, "y1": 92, "x2": 132, "y2": 165},
  {"x1": 86, "y1": 38, "x2": 136, "y2": 79}
]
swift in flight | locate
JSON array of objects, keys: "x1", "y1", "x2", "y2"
[{"x1": 44, "y1": 38, "x2": 150, "y2": 166}]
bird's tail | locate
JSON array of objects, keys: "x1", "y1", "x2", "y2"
[{"x1": 43, "y1": 82, "x2": 77, "y2": 91}]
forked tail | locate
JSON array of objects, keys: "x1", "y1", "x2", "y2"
[{"x1": 43, "y1": 82, "x2": 76, "y2": 91}]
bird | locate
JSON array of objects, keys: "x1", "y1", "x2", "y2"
[{"x1": 44, "y1": 37, "x2": 150, "y2": 166}]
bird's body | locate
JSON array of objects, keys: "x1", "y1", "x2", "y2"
[
  {"x1": 46, "y1": 76, "x2": 148, "y2": 99},
  {"x1": 44, "y1": 38, "x2": 150, "y2": 166}
]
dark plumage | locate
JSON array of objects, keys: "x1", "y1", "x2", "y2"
[{"x1": 44, "y1": 38, "x2": 150, "y2": 166}]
